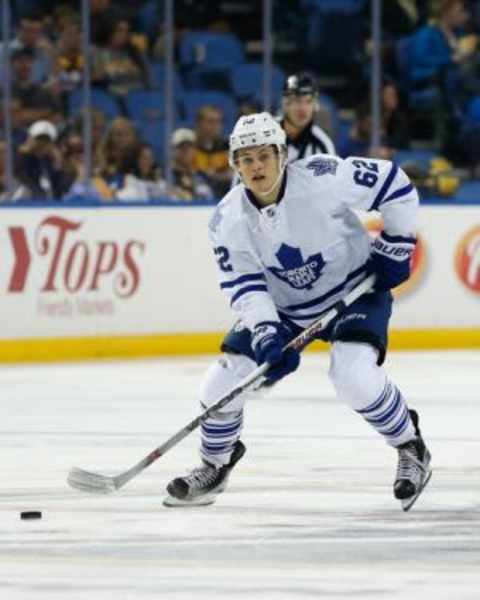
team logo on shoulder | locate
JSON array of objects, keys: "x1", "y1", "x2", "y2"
[
  {"x1": 268, "y1": 244, "x2": 325, "y2": 290},
  {"x1": 307, "y1": 157, "x2": 338, "y2": 177}
]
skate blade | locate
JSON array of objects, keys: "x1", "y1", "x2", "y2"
[
  {"x1": 163, "y1": 494, "x2": 216, "y2": 508},
  {"x1": 401, "y1": 468, "x2": 432, "y2": 512}
]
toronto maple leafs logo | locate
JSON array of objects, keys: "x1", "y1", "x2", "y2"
[
  {"x1": 307, "y1": 157, "x2": 338, "y2": 177},
  {"x1": 268, "y1": 244, "x2": 325, "y2": 290}
]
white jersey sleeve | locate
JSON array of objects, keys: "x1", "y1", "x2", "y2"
[
  {"x1": 208, "y1": 195, "x2": 280, "y2": 332},
  {"x1": 334, "y1": 157, "x2": 419, "y2": 236}
]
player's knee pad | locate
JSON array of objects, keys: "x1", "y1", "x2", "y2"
[
  {"x1": 328, "y1": 341, "x2": 386, "y2": 410},
  {"x1": 199, "y1": 352, "x2": 258, "y2": 414}
]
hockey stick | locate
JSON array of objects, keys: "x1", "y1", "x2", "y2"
[{"x1": 68, "y1": 274, "x2": 375, "y2": 494}]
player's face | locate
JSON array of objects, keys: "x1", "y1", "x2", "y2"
[
  {"x1": 236, "y1": 145, "x2": 280, "y2": 195},
  {"x1": 284, "y1": 95, "x2": 315, "y2": 128}
]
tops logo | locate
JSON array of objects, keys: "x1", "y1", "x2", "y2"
[
  {"x1": 455, "y1": 225, "x2": 480, "y2": 294},
  {"x1": 7, "y1": 216, "x2": 145, "y2": 298}
]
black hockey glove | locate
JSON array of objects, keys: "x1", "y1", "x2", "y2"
[
  {"x1": 251, "y1": 322, "x2": 300, "y2": 384},
  {"x1": 368, "y1": 231, "x2": 416, "y2": 290}
]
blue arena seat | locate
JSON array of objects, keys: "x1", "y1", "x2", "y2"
[
  {"x1": 179, "y1": 31, "x2": 245, "y2": 71},
  {"x1": 304, "y1": 1, "x2": 366, "y2": 75},
  {"x1": 125, "y1": 90, "x2": 178, "y2": 123},
  {"x1": 393, "y1": 149, "x2": 438, "y2": 167},
  {"x1": 230, "y1": 63, "x2": 285, "y2": 106},
  {"x1": 302, "y1": 0, "x2": 367, "y2": 11},
  {"x1": 68, "y1": 88, "x2": 121, "y2": 121},
  {"x1": 150, "y1": 62, "x2": 184, "y2": 97},
  {"x1": 179, "y1": 31, "x2": 245, "y2": 89}
]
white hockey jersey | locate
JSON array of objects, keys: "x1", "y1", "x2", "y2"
[{"x1": 209, "y1": 154, "x2": 418, "y2": 332}]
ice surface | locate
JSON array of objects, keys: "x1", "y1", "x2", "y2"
[{"x1": 1, "y1": 351, "x2": 479, "y2": 599}]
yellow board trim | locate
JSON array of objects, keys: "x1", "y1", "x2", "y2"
[{"x1": 0, "y1": 329, "x2": 478, "y2": 363}]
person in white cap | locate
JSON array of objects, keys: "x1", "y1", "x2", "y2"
[
  {"x1": 15, "y1": 119, "x2": 68, "y2": 200},
  {"x1": 27, "y1": 120, "x2": 58, "y2": 141},
  {"x1": 171, "y1": 128, "x2": 215, "y2": 201}
]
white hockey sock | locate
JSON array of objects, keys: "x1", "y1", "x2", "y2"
[
  {"x1": 356, "y1": 381, "x2": 415, "y2": 447},
  {"x1": 200, "y1": 410, "x2": 243, "y2": 467},
  {"x1": 329, "y1": 341, "x2": 416, "y2": 447},
  {"x1": 198, "y1": 353, "x2": 257, "y2": 467}
]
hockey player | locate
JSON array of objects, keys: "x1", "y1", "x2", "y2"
[
  {"x1": 164, "y1": 112, "x2": 432, "y2": 511},
  {"x1": 280, "y1": 72, "x2": 336, "y2": 160}
]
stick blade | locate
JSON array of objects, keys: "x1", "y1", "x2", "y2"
[{"x1": 68, "y1": 467, "x2": 118, "y2": 495}]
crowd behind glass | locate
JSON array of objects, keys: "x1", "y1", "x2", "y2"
[{"x1": 1, "y1": 0, "x2": 480, "y2": 203}]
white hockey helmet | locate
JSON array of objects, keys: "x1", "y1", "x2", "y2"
[{"x1": 228, "y1": 112, "x2": 287, "y2": 168}]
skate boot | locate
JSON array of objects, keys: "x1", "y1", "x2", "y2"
[
  {"x1": 394, "y1": 409, "x2": 432, "y2": 511},
  {"x1": 163, "y1": 440, "x2": 246, "y2": 507}
]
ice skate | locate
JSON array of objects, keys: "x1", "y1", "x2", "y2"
[
  {"x1": 163, "y1": 441, "x2": 246, "y2": 507},
  {"x1": 394, "y1": 410, "x2": 432, "y2": 511}
]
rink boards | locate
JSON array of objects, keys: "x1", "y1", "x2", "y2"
[{"x1": 0, "y1": 204, "x2": 478, "y2": 361}]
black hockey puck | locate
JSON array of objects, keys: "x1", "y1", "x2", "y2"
[{"x1": 20, "y1": 511, "x2": 42, "y2": 520}]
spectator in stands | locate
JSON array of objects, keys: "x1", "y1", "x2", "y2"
[
  {"x1": 382, "y1": 81, "x2": 411, "y2": 150},
  {"x1": 337, "y1": 101, "x2": 396, "y2": 161},
  {"x1": 92, "y1": 16, "x2": 150, "y2": 99},
  {"x1": 115, "y1": 143, "x2": 168, "y2": 202},
  {"x1": 90, "y1": 0, "x2": 118, "y2": 46},
  {"x1": 279, "y1": 72, "x2": 336, "y2": 161},
  {"x1": 0, "y1": 140, "x2": 23, "y2": 201},
  {"x1": 61, "y1": 133, "x2": 113, "y2": 202},
  {"x1": 137, "y1": 143, "x2": 163, "y2": 183},
  {"x1": 48, "y1": 3, "x2": 79, "y2": 35},
  {"x1": 172, "y1": 128, "x2": 215, "y2": 202},
  {"x1": 338, "y1": 80, "x2": 410, "y2": 160},
  {"x1": 337, "y1": 102, "x2": 372, "y2": 159},
  {"x1": 238, "y1": 100, "x2": 262, "y2": 118},
  {"x1": 71, "y1": 108, "x2": 108, "y2": 171},
  {"x1": 0, "y1": 13, "x2": 54, "y2": 85},
  {"x1": 194, "y1": 105, "x2": 232, "y2": 198},
  {"x1": 11, "y1": 48, "x2": 63, "y2": 127},
  {"x1": 97, "y1": 117, "x2": 139, "y2": 184},
  {"x1": 408, "y1": 0, "x2": 477, "y2": 101},
  {"x1": 90, "y1": 0, "x2": 143, "y2": 44},
  {"x1": 15, "y1": 120, "x2": 69, "y2": 200},
  {"x1": 0, "y1": 96, "x2": 28, "y2": 149},
  {"x1": 48, "y1": 18, "x2": 83, "y2": 99}
]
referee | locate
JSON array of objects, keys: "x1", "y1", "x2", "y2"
[{"x1": 279, "y1": 72, "x2": 336, "y2": 160}]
